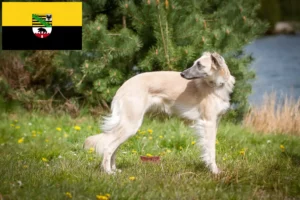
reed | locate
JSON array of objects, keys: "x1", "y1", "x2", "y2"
[{"x1": 244, "y1": 92, "x2": 300, "y2": 135}]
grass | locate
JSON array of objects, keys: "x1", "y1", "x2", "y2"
[
  {"x1": 0, "y1": 111, "x2": 300, "y2": 200},
  {"x1": 244, "y1": 92, "x2": 300, "y2": 136}
]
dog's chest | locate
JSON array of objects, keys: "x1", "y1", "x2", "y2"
[
  {"x1": 174, "y1": 105, "x2": 201, "y2": 120},
  {"x1": 215, "y1": 99, "x2": 230, "y2": 116},
  {"x1": 148, "y1": 93, "x2": 230, "y2": 121}
]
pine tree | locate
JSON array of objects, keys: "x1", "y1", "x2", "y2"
[
  {"x1": 119, "y1": 0, "x2": 267, "y2": 121},
  {"x1": 55, "y1": 0, "x2": 267, "y2": 121},
  {"x1": 54, "y1": 0, "x2": 142, "y2": 108}
]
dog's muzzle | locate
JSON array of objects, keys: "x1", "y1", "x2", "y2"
[
  {"x1": 180, "y1": 72, "x2": 185, "y2": 78},
  {"x1": 180, "y1": 72, "x2": 197, "y2": 80}
]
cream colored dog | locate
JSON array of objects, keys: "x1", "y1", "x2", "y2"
[{"x1": 84, "y1": 52, "x2": 235, "y2": 174}]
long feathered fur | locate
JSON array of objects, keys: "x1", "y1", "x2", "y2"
[{"x1": 83, "y1": 98, "x2": 123, "y2": 155}]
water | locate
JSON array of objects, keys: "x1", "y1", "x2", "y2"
[{"x1": 244, "y1": 34, "x2": 300, "y2": 106}]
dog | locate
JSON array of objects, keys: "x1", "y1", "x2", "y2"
[{"x1": 84, "y1": 52, "x2": 235, "y2": 174}]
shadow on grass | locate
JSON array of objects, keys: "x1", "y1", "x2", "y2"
[
  {"x1": 185, "y1": 161, "x2": 207, "y2": 172},
  {"x1": 286, "y1": 152, "x2": 300, "y2": 166}
]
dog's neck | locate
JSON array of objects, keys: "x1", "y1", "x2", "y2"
[
  {"x1": 214, "y1": 75, "x2": 235, "y2": 102},
  {"x1": 195, "y1": 75, "x2": 235, "y2": 102}
]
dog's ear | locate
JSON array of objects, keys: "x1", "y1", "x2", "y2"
[
  {"x1": 211, "y1": 52, "x2": 227, "y2": 69},
  {"x1": 202, "y1": 51, "x2": 211, "y2": 57}
]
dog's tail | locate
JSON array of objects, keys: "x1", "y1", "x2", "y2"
[
  {"x1": 100, "y1": 97, "x2": 122, "y2": 133},
  {"x1": 83, "y1": 97, "x2": 123, "y2": 155},
  {"x1": 83, "y1": 133, "x2": 115, "y2": 155}
]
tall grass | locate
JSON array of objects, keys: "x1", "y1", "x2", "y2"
[{"x1": 244, "y1": 92, "x2": 300, "y2": 135}]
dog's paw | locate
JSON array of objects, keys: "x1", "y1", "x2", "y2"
[
  {"x1": 100, "y1": 165, "x2": 117, "y2": 175},
  {"x1": 105, "y1": 170, "x2": 116, "y2": 175},
  {"x1": 113, "y1": 169, "x2": 122, "y2": 173},
  {"x1": 211, "y1": 165, "x2": 222, "y2": 175}
]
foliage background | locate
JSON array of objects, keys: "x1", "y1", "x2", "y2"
[{"x1": 0, "y1": 0, "x2": 269, "y2": 122}]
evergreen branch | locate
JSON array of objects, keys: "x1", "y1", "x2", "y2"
[
  {"x1": 76, "y1": 74, "x2": 87, "y2": 87},
  {"x1": 176, "y1": 34, "x2": 195, "y2": 39},
  {"x1": 57, "y1": 87, "x2": 68, "y2": 101},
  {"x1": 203, "y1": 19, "x2": 218, "y2": 21},
  {"x1": 158, "y1": 14, "x2": 170, "y2": 68},
  {"x1": 127, "y1": 12, "x2": 145, "y2": 25},
  {"x1": 165, "y1": 19, "x2": 170, "y2": 68},
  {"x1": 122, "y1": 16, "x2": 127, "y2": 28}
]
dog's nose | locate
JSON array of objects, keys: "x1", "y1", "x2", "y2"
[{"x1": 180, "y1": 72, "x2": 185, "y2": 78}]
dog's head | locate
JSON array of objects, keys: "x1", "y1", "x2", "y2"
[{"x1": 180, "y1": 52, "x2": 233, "y2": 88}]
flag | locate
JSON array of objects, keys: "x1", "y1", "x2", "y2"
[{"x1": 2, "y1": 2, "x2": 82, "y2": 50}]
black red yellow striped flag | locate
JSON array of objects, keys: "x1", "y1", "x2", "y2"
[{"x1": 2, "y1": 2, "x2": 82, "y2": 50}]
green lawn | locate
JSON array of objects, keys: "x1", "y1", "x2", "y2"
[{"x1": 0, "y1": 111, "x2": 300, "y2": 200}]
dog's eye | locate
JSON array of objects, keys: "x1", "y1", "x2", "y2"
[{"x1": 197, "y1": 62, "x2": 204, "y2": 69}]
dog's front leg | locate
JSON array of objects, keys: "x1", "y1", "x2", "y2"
[{"x1": 195, "y1": 119, "x2": 220, "y2": 174}]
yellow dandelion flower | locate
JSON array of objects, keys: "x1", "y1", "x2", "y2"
[
  {"x1": 239, "y1": 149, "x2": 245, "y2": 156},
  {"x1": 64, "y1": 133, "x2": 69, "y2": 138},
  {"x1": 96, "y1": 195, "x2": 108, "y2": 200},
  {"x1": 18, "y1": 137, "x2": 24, "y2": 144},
  {"x1": 74, "y1": 125, "x2": 81, "y2": 131},
  {"x1": 148, "y1": 129, "x2": 153, "y2": 134},
  {"x1": 146, "y1": 153, "x2": 153, "y2": 157},
  {"x1": 32, "y1": 133, "x2": 36, "y2": 137},
  {"x1": 216, "y1": 140, "x2": 219, "y2": 145},
  {"x1": 191, "y1": 141, "x2": 196, "y2": 145},
  {"x1": 56, "y1": 127, "x2": 62, "y2": 132},
  {"x1": 15, "y1": 126, "x2": 20, "y2": 129},
  {"x1": 88, "y1": 126, "x2": 92, "y2": 130},
  {"x1": 148, "y1": 136, "x2": 153, "y2": 140},
  {"x1": 37, "y1": 131, "x2": 41, "y2": 135},
  {"x1": 280, "y1": 144, "x2": 285, "y2": 152},
  {"x1": 45, "y1": 139, "x2": 49, "y2": 143},
  {"x1": 14, "y1": 120, "x2": 18, "y2": 123},
  {"x1": 179, "y1": 146, "x2": 183, "y2": 150},
  {"x1": 223, "y1": 157, "x2": 226, "y2": 161},
  {"x1": 65, "y1": 192, "x2": 72, "y2": 198},
  {"x1": 129, "y1": 176, "x2": 136, "y2": 181},
  {"x1": 10, "y1": 124, "x2": 15, "y2": 127},
  {"x1": 88, "y1": 147, "x2": 95, "y2": 153},
  {"x1": 23, "y1": 165, "x2": 28, "y2": 169},
  {"x1": 167, "y1": 149, "x2": 171, "y2": 153},
  {"x1": 132, "y1": 150, "x2": 137, "y2": 154},
  {"x1": 159, "y1": 135, "x2": 163, "y2": 139},
  {"x1": 32, "y1": 130, "x2": 36, "y2": 134},
  {"x1": 42, "y1": 157, "x2": 48, "y2": 162}
]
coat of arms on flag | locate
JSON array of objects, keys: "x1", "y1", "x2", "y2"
[{"x1": 32, "y1": 14, "x2": 52, "y2": 38}]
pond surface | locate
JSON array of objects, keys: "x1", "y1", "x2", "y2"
[{"x1": 244, "y1": 34, "x2": 300, "y2": 106}]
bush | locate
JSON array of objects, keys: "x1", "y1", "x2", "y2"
[{"x1": 1, "y1": 0, "x2": 267, "y2": 122}]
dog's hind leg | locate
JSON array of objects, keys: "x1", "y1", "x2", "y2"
[
  {"x1": 111, "y1": 147, "x2": 120, "y2": 172},
  {"x1": 100, "y1": 120, "x2": 142, "y2": 174},
  {"x1": 100, "y1": 97, "x2": 146, "y2": 174}
]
